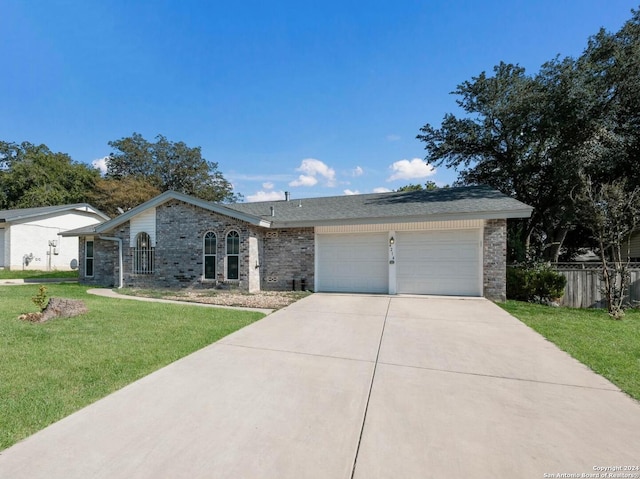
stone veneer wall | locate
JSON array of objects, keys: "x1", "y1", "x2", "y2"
[
  {"x1": 260, "y1": 228, "x2": 315, "y2": 291},
  {"x1": 483, "y1": 219, "x2": 507, "y2": 301}
]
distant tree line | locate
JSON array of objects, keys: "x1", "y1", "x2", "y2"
[{"x1": 0, "y1": 134, "x2": 239, "y2": 217}]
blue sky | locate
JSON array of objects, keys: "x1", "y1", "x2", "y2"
[{"x1": 1, "y1": 1, "x2": 637, "y2": 202}]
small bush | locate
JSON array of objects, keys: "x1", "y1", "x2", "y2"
[
  {"x1": 31, "y1": 285, "x2": 49, "y2": 311},
  {"x1": 533, "y1": 268, "x2": 566, "y2": 300},
  {"x1": 506, "y1": 267, "x2": 532, "y2": 301},
  {"x1": 507, "y1": 265, "x2": 566, "y2": 303}
]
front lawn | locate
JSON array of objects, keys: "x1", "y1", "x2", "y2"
[
  {"x1": 0, "y1": 269, "x2": 78, "y2": 280},
  {"x1": 500, "y1": 301, "x2": 640, "y2": 401},
  {"x1": 0, "y1": 283, "x2": 264, "y2": 451}
]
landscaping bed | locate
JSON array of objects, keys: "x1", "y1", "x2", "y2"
[{"x1": 118, "y1": 288, "x2": 312, "y2": 310}]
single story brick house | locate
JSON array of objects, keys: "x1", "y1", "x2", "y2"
[
  {"x1": 62, "y1": 186, "x2": 532, "y2": 301},
  {"x1": 0, "y1": 204, "x2": 109, "y2": 271}
]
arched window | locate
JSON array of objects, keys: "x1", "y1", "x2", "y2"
[
  {"x1": 226, "y1": 230, "x2": 240, "y2": 280},
  {"x1": 134, "y1": 232, "x2": 154, "y2": 274},
  {"x1": 203, "y1": 232, "x2": 217, "y2": 280}
]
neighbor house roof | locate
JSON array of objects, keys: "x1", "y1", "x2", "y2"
[
  {"x1": 61, "y1": 186, "x2": 533, "y2": 236},
  {"x1": 228, "y1": 185, "x2": 533, "y2": 227},
  {"x1": 0, "y1": 204, "x2": 109, "y2": 224}
]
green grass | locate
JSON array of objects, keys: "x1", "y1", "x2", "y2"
[
  {"x1": 0, "y1": 283, "x2": 264, "y2": 451},
  {"x1": 500, "y1": 301, "x2": 640, "y2": 401},
  {"x1": 0, "y1": 269, "x2": 78, "y2": 280}
]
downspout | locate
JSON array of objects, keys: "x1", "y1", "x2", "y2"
[{"x1": 98, "y1": 236, "x2": 123, "y2": 289}]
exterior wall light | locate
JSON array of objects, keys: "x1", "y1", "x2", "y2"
[{"x1": 389, "y1": 237, "x2": 395, "y2": 246}]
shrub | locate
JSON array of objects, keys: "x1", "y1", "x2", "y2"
[
  {"x1": 507, "y1": 264, "x2": 566, "y2": 303},
  {"x1": 31, "y1": 285, "x2": 49, "y2": 311},
  {"x1": 533, "y1": 268, "x2": 567, "y2": 301}
]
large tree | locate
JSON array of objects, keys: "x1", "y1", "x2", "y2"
[
  {"x1": 417, "y1": 9, "x2": 640, "y2": 262},
  {"x1": 88, "y1": 177, "x2": 161, "y2": 217},
  {"x1": 0, "y1": 141, "x2": 98, "y2": 209},
  {"x1": 106, "y1": 133, "x2": 238, "y2": 203}
]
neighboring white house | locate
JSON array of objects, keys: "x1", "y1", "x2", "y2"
[{"x1": 0, "y1": 204, "x2": 109, "y2": 271}]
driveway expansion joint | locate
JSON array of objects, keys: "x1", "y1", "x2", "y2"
[
  {"x1": 349, "y1": 297, "x2": 392, "y2": 479},
  {"x1": 377, "y1": 361, "x2": 621, "y2": 392},
  {"x1": 217, "y1": 342, "x2": 376, "y2": 364}
]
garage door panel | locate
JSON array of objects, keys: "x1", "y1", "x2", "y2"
[
  {"x1": 397, "y1": 230, "x2": 481, "y2": 296},
  {"x1": 317, "y1": 233, "x2": 388, "y2": 293}
]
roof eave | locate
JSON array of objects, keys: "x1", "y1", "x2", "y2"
[
  {"x1": 59, "y1": 225, "x2": 100, "y2": 237},
  {"x1": 269, "y1": 208, "x2": 534, "y2": 228},
  {"x1": 0, "y1": 204, "x2": 109, "y2": 223},
  {"x1": 93, "y1": 191, "x2": 268, "y2": 233}
]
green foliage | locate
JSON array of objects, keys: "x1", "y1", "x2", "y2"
[
  {"x1": 417, "y1": 9, "x2": 640, "y2": 262},
  {"x1": 87, "y1": 177, "x2": 161, "y2": 217},
  {"x1": 573, "y1": 176, "x2": 640, "y2": 318},
  {"x1": 106, "y1": 133, "x2": 239, "y2": 203},
  {"x1": 30, "y1": 285, "x2": 48, "y2": 311},
  {"x1": 507, "y1": 265, "x2": 566, "y2": 302},
  {"x1": 0, "y1": 270, "x2": 78, "y2": 280},
  {"x1": 396, "y1": 181, "x2": 445, "y2": 192},
  {"x1": 0, "y1": 142, "x2": 98, "y2": 209}
]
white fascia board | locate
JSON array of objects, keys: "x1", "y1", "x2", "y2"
[{"x1": 72, "y1": 205, "x2": 110, "y2": 221}]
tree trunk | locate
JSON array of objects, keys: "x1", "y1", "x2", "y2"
[{"x1": 544, "y1": 227, "x2": 569, "y2": 263}]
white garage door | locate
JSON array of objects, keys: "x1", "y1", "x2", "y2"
[
  {"x1": 316, "y1": 233, "x2": 388, "y2": 293},
  {"x1": 396, "y1": 229, "x2": 481, "y2": 296}
]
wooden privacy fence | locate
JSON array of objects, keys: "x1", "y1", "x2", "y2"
[{"x1": 552, "y1": 263, "x2": 640, "y2": 308}]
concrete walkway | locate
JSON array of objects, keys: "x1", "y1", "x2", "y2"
[
  {"x1": 0, "y1": 278, "x2": 77, "y2": 285},
  {"x1": 87, "y1": 288, "x2": 274, "y2": 315},
  {"x1": 1, "y1": 294, "x2": 639, "y2": 478}
]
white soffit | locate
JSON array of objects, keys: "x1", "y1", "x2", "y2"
[{"x1": 315, "y1": 219, "x2": 484, "y2": 234}]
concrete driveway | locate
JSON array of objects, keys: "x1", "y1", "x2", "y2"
[{"x1": 1, "y1": 294, "x2": 639, "y2": 478}]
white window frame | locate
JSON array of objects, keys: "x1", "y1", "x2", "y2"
[
  {"x1": 226, "y1": 230, "x2": 240, "y2": 281},
  {"x1": 203, "y1": 231, "x2": 217, "y2": 280},
  {"x1": 85, "y1": 238, "x2": 94, "y2": 278}
]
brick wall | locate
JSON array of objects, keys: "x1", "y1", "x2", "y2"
[
  {"x1": 483, "y1": 219, "x2": 507, "y2": 301},
  {"x1": 79, "y1": 236, "x2": 118, "y2": 287},
  {"x1": 261, "y1": 228, "x2": 315, "y2": 291},
  {"x1": 140, "y1": 200, "x2": 259, "y2": 289},
  {"x1": 81, "y1": 201, "x2": 316, "y2": 292}
]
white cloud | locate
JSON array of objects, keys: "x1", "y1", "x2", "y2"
[
  {"x1": 352, "y1": 166, "x2": 364, "y2": 177},
  {"x1": 344, "y1": 189, "x2": 360, "y2": 195},
  {"x1": 373, "y1": 187, "x2": 392, "y2": 193},
  {"x1": 246, "y1": 190, "x2": 286, "y2": 202},
  {"x1": 386, "y1": 134, "x2": 401, "y2": 142},
  {"x1": 289, "y1": 158, "x2": 336, "y2": 187},
  {"x1": 92, "y1": 156, "x2": 109, "y2": 175},
  {"x1": 289, "y1": 175, "x2": 318, "y2": 187},
  {"x1": 262, "y1": 182, "x2": 274, "y2": 190},
  {"x1": 387, "y1": 158, "x2": 436, "y2": 181}
]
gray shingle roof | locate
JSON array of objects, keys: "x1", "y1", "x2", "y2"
[
  {"x1": 227, "y1": 185, "x2": 532, "y2": 227},
  {"x1": 60, "y1": 186, "x2": 533, "y2": 236},
  {"x1": 0, "y1": 204, "x2": 109, "y2": 223}
]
